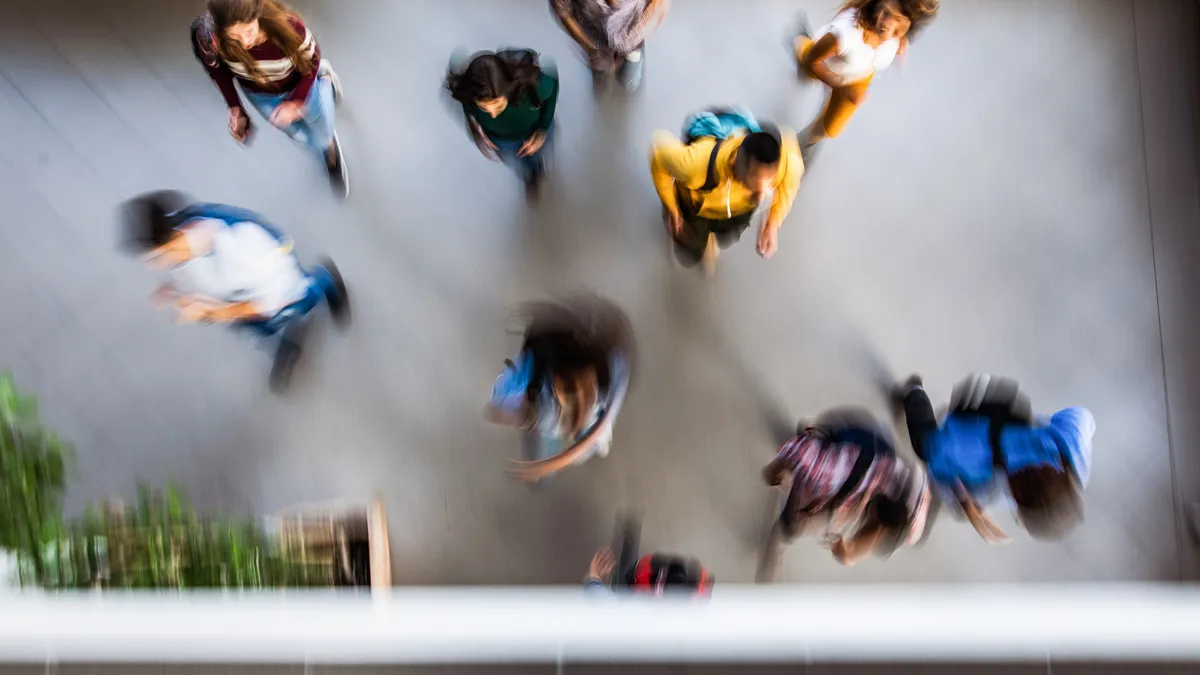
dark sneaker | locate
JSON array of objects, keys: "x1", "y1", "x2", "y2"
[
  {"x1": 317, "y1": 256, "x2": 350, "y2": 329},
  {"x1": 891, "y1": 374, "x2": 924, "y2": 410},
  {"x1": 269, "y1": 338, "x2": 303, "y2": 394},
  {"x1": 524, "y1": 167, "x2": 543, "y2": 204},
  {"x1": 618, "y1": 50, "x2": 644, "y2": 92},
  {"x1": 326, "y1": 132, "x2": 349, "y2": 200}
]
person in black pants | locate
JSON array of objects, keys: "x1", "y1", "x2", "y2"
[{"x1": 895, "y1": 374, "x2": 1093, "y2": 543}]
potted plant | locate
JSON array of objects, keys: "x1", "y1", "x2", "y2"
[{"x1": 0, "y1": 374, "x2": 392, "y2": 592}]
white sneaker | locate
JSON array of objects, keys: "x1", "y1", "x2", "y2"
[{"x1": 319, "y1": 59, "x2": 342, "y2": 104}]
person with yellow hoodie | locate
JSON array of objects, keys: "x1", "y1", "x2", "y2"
[{"x1": 650, "y1": 109, "x2": 802, "y2": 271}]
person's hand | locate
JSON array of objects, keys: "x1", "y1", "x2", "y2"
[
  {"x1": 829, "y1": 536, "x2": 849, "y2": 563},
  {"x1": 176, "y1": 300, "x2": 213, "y2": 324},
  {"x1": 587, "y1": 548, "x2": 615, "y2": 581},
  {"x1": 518, "y1": 130, "x2": 547, "y2": 158},
  {"x1": 662, "y1": 208, "x2": 683, "y2": 238},
  {"x1": 152, "y1": 284, "x2": 179, "y2": 309},
  {"x1": 269, "y1": 100, "x2": 305, "y2": 128},
  {"x1": 763, "y1": 464, "x2": 786, "y2": 487},
  {"x1": 228, "y1": 107, "x2": 250, "y2": 142},
  {"x1": 756, "y1": 224, "x2": 779, "y2": 259}
]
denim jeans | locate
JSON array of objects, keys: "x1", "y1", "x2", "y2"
[
  {"x1": 491, "y1": 125, "x2": 555, "y2": 183},
  {"x1": 234, "y1": 263, "x2": 339, "y2": 340},
  {"x1": 242, "y1": 76, "x2": 336, "y2": 160}
]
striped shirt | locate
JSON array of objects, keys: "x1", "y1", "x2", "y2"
[
  {"x1": 192, "y1": 14, "x2": 321, "y2": 109},
  {"x1": 775, "y1": 433, "x2": 929, "y2": 543},
  {"x1": 551, "y1": 0, "x2": 657, "y2": 55}
]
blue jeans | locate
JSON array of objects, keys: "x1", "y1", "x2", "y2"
[
  {"x1": 491, "y1": 125, "x2": 554, "y2": 183},
  {"x1": 235, "y1": 264, "x2": 339, "y2": 340},
  {"x1": 242, "y1": 77, "x2": 336, "y2": 160}
]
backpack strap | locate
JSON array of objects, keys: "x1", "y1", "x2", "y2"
[
  {"x1": 699, "y1": 140, "x2": 724, "y2": 192},
  {"x1": 830, "y1": 441, "x2": 878, "y2": 506}
]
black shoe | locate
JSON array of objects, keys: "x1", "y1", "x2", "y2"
[
  {"x1": 524, "y1": 168, "x2": 543, "y2": 204},
  {"x1": 891, "y1": 374, "x2": 924, "y2": 410},
  {"x1": 269, "y1": 339, "x2": 303, "y2": 394},
  {"x1": 325, "y1": 132, "x2": 349, "y2": 200},
  {"x1": 317, "y1": 256, "x2": 350, "y2": 329}
]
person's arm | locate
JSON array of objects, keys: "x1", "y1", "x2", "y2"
[
  {"x1": 956, "y1": 482, "x2": 1011, "y2": 544},
  {"x1": 801, "y1": 32, "x2": 843, "y2": 88},
  {"x1": 534, "y1": 66, "x2": 559, "y2": 132},
  {"x1": 831, "y1": 525, "x2": 884, "y2": 566},
  {"x1": 642, "y1": 0, "x2": 671, "y2": 35},
  {"x1": 174, "y1": 295, "x2": 267, "y2": 323},
  {"x1": 550, "y1": 1, "x2": 598, "y2": 51},
  {"x1": 765, "y1": 135, "x2": 803, "y2": 229},
  {"x1": 283, "y1": 17, "x2": 321, "y2": 104},
  {"x1": 191, "y1": 20, "x2": 243, "y2": 110},
  {"x1": 583, "y1": 548, "x2": 616, "y2": 597},
  {"x1": 648, "y1": 131, "x2": 709, "y2": 216}
]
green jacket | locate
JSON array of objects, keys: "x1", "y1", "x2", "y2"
[{"x1": 466, "y1": 67, "x2": 558, "y2": 141}]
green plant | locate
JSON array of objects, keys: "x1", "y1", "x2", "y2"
[
  {"x1": 0, "y1": 373, "x2": 72, "y2": 585},
  {"x1": 30, "y1": 485, "x2": 334, "y2": 589}
]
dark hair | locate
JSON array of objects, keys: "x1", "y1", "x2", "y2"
[
  {"x1": 623, "y1": 554, "x2": 710, "y2": 592},
  {"x1": 740, "y1": 132, "x2": 781, "y2": 167},
  {"x1": 1009, "y1": 466, "x2": 1083, "y2": 540},
  {"x1": 858, "y1": 496, "x2": 909, "y2": 559},
  {"x1": 206, "y1": 0, "x2": 313, "y2": 85},
  {"x1": 120, "y1": 190, "x2": 190, "y2": 253},
  {"x1": 842, "y1": 0, "x2": 910, "y2": 36},
  {"x1": 515, "y1": 295, "x2": 635, "y2": 434},
  {"x1": 446, "y1": 51, "x2": 542, "y2": 106}
]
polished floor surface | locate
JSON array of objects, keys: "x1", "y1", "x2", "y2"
[{"x1": 0, "y1": 0, "x2": 1197, "y2": 585}]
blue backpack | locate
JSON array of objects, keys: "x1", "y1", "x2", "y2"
[{"x1": 680, "y1": 108, "x2": 780, "y2": 192}]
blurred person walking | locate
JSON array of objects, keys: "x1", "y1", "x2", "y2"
[
  {"x1": 121, "y1": 191, "x2": 349, "y2": 393},
  {"x1": 650, "y1": 108, "x2": 802, "y2": 275},
  {"x1": 792, "y1": 0, "x2": 938, "y2": 160},
  {"x1": 446, "y1": 49, "x2": 560, "y2": 202},
  {"x1": 191, "y1": 0, "x2": 348, "y2": 199},
  {"x1": 758, "y1": 407, "x2": 930, "y2": 577},
  {"x1": 549, "y1": 0, "x2": 670, "y2": 93},
  {"x1": 895, "y1": 374, "x2": 1095, "y2": 543},
  {"x1": 584, "y1": 517, "x2": 713, "y2": 596},
  {"x1": 486, "y1": 296, "x2": 634, "y2": 483}
]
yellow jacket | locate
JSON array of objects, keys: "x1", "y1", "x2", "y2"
[{"x1": 649, "y1": 130, "x2": 803, "y2": 225}]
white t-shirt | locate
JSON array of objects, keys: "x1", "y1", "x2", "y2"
[
  {"x1": 815, "y1": 9, "x2": 901, "y2": 84},
  {"x1": 171, "y1": 218, "x2": 309, "y2": 317}
]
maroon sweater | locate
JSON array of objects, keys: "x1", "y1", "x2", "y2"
[{"x1": 191, "y1": 14, "x2": 320, "y2": 110}]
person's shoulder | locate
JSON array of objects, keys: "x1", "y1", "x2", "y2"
[{"x1": 286, "y1": 14, "x2": 310, "y2": 37}]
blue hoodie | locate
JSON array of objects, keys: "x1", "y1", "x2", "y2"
[{"x1": 926, "y1": 407, "x2": 1095, "y2": 507}]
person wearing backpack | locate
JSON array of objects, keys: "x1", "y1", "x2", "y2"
[
  {"x1": 120, "y1": 191, "x2": 350, "y2": 393},
  {"x1": 191, "y1": 0, "x2": 348, "y2": 199},
  {"x1": 792, "y1": 0, "x2": 936, "y2": 156},
  {"x1": 649, "y1": 109, "x2": 802, "y2": 272},
  {"x1": 446, "y1": 50, "x2": 560, "y2": 202},
  {"x1": 895, "y1": 374, "x2": 1095, "y2": 543},
  {"x1": 584, "y1": 517, "x2": 712, "y2": 596},
  {"x1": 549, "y1": 0, "x2": 670, "y2": 93},
  {"x1": 759, "y1": 407, "x2": 930, "y2": 572},
  {"x1": 485, "y1": 296, "x2": 634, "y2": 482}
]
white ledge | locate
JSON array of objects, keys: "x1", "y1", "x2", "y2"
[{"x1": 1, "y1": 585, "x2": 1198, "y2": 663}]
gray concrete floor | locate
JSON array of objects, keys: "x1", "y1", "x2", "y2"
[{"x1": 0, "y1": 0, "x2": 1198, "y2": 585}]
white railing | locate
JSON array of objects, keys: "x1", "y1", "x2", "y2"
[{"x1": 1, "y1": 585, "x2": 1198, "y2": 664}]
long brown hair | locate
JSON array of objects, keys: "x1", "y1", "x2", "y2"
[
  {"x1": 207, "y1": 0, "x2": 313, "y2": 85},
  {"x1": 840, "y1": 0, "x2": 910, "y2": 36}
]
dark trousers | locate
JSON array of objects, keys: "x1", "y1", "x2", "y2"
[{"x1": 672, "y1": 211, "x2": 754, "y2": 267}]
